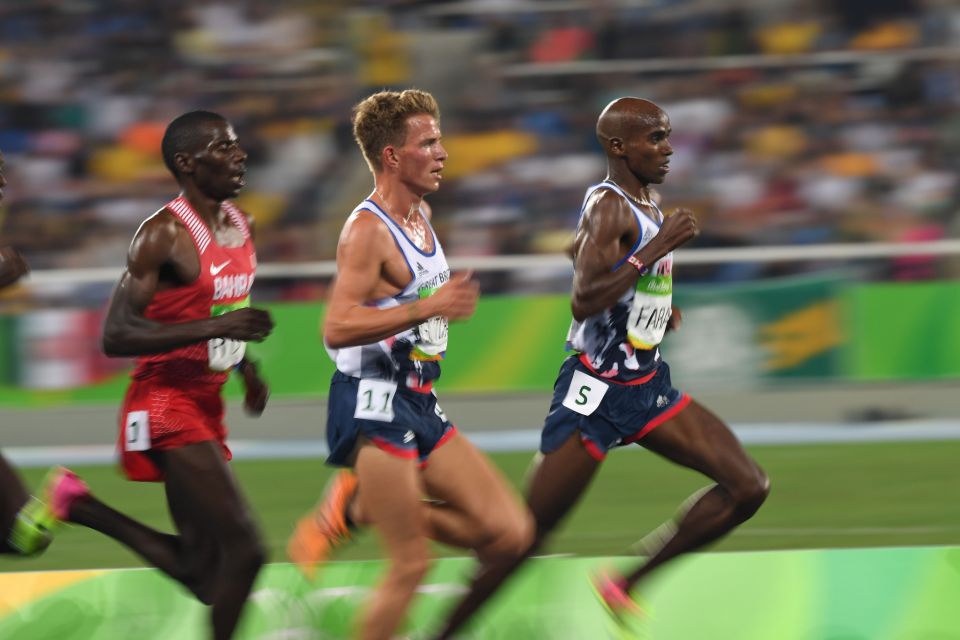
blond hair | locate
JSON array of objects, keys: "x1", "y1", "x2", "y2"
[{"x1": 352, "y1": 89, "x2": 441, "y2": 173}]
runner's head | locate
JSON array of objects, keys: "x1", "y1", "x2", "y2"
[
  {"x1": 161, "y1": 111, "x2": 248, "y2": 199},
  {"x1": 352, "y1": 89, "x2": 446, "y2": 196},
  {"x1": 596, "y1": 98, "x2": 672, "y2": 185}
]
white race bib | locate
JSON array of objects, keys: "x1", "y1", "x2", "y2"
[
  {"x1": 208, "y1": 337, "x2": 246, "y2": 372},
  {"x1": 124, "y1": 410, "x2": 150, "y2": 452},
  {"x1": 411, "y1": 283, "x2": 448, "y2": 360},
  {"x1": 355, "y1": 379, "x2": 398, "y2": 422},
  {"x1": 415, "y1": 315, "x2": 448, "y2": 358},
  {"x1": 561, "y1": 370, "x2": 610, "y2": 416},
  {"x1": 208, "y1": 298, "x2": 249, "y2": 371},
  {"x1": 627, "y1": 270, "x2": 672, "y2": 350}
]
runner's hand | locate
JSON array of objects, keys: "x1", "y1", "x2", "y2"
[
  {"x1": 239, "y1": 360, "x2": 269, "y2": 416},
  {"x1": 666, "y1": 307, "x2": 682, "y2": 332},
  {"x1": 425, "y1": 271, "x2": 479, "y2": 322},
  {"x1": 216, "y1": 307, "x2": 274, "y2": 342},
  {"x1": 652, "y1": 208, "x2": 698, "y2": 253}
]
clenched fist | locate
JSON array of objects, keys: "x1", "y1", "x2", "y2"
[
  {"x1": 215, "y1": 307, "x2": 275, "y2": 342},
  {"x1": 426, "y1": 271, "x2": 479, "y2": 322},
  {"x1": 655, "y1": 208, "x2": 699, "y2": 253}
]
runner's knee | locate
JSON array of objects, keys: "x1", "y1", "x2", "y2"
[
  {"x1": 732, "y1": 468, "x2": 769, "y2": 519},
  {"x1": 221, "y1": 523, "x2": 268, "y2": 574},
  {"x1": 480, "y1": 510, "x2": 535, "y2": 562},
  {"x1": 386, "y1": 553, "x2": 431, "y2": 588},
  {"x1": 226, "y1": 538, "x2": 267, "y2": 580}
]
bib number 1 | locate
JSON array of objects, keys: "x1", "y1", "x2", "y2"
[{"x1": 125, "y1": 410, "x2": 150, "y2": 452}]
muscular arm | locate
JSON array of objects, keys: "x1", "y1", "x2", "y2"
[
  {"x1": 103, "y1": 214, "x2": 220, "y2": 356},
  {"x1": 323, "y1": 213, "x2": 437, "y2": 349},
  {"x1": 570, "y1": 192, "x2": 672, "y2": 321},
  {"x1": 102, "y1": 213, "x2": 264, "y2": 357},
  {"x1": 571, "y1": 191, "x2": 699, "y2": 321}
]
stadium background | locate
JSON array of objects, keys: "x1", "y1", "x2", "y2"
[{"x1": 0, "y1": 0, "x2": 958, "y2": 638}]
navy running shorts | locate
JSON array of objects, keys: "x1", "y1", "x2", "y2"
[
  {"x1": 326, "y1": 370, "x2": 456, "y2": 467},
  {"x1": 540, "y1": 355, "x2": 690, "y2": 461}
]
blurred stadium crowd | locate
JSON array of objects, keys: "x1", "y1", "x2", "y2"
[{"x1": 0, "y1": 0, "x2": 957, "y2": 298}]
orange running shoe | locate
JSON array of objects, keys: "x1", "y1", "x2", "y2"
[{"x1": 287, "y1": 469, "x2": 358, "y2": 580}]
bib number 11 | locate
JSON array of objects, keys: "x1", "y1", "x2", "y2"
[{"x1": 354, "y1": 379, "x2": 398, "y2": 422}]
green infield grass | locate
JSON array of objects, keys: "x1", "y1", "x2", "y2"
[{"x1": 1, "y1": 439, "x2": 957, "y2": 572}]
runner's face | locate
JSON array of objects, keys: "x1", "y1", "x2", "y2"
[
  {"x1": 624, "y1": 111, "x2": 673, "y2": 185},
  {"x1": 192, "y1": 121, "x2": 247, "y2": 200},
  {"x1": 395, "y1": 114, "x2": 446, "y2": 197}
]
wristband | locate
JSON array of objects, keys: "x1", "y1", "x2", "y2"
[{"x1": 626, "y1": 255, "x2": 647, "y2": 275}]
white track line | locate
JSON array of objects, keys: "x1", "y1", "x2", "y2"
[{"x1": 4, "y1": 420, "x2": 959, "y2": 467}]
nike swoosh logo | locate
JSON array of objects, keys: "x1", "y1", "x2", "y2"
[{"x1": 210, "y1": 260, "x2": 231, "y2": 276}]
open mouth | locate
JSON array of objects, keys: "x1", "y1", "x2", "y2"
[{"x1": 231, "y1": 171, "x2": 246, "y2": 187}]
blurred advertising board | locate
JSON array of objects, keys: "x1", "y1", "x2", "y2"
[{"x1": 0, "y1": 278, "x2": 955, "y2": 405}]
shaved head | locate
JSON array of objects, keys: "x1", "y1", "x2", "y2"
[{"x1": 596, "y1": 97, "x2": 665, "y2": 147}]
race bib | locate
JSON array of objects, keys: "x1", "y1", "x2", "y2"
[
  {"x1": 627, "y1": 271, "x2": 672, "y2": 350},
  {"x1": 355, "y1": 379, "x2": 398, "y2": 422},
  {"x1": 412, "y1": 286, "x2": 448, "y2": 361},
  {"x1": 124, "y1": 410, "x2": 150, "y2": 452},
  {"x1": 561, "y1": 370, "x2": 610, "y2": 416},
  {"x1": 208, "y1": 298, "x2": 249, "y2": 372}
]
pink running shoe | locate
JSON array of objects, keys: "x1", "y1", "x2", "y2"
[
  {"x1": 45, "y1": 467, "x2": 90, "y2": 521},
  {"x1": 593, "y1": 569, "x2": 644, "y2": 620}
]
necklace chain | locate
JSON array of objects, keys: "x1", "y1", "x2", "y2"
[
  {"x1": 606, "y1": 179, "x2": 653, "y2": 208},
  {"x1": 376, "y1": 187, "x2": 418, "y2": 223},
  {"x1": 375, "y1": 187, "x2": 427, "y2": 249}
]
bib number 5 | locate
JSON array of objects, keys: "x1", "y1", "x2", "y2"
[{"x1": 561, "y1": 370, "x2": 609, "y2": 416}]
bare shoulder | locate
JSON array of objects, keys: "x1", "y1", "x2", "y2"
[
  {"x1": 339, "y1": 208, "x2": 391, "y2": 249},
  {"x1": 134, "y1": 208, "x2": 181, "y2": 247},
  {"x1": 128, "y1": 208, "x2": 183, "y2": 270},
  {"x1": 581, "y1": 188, "x2": 635, "y2": 235}
]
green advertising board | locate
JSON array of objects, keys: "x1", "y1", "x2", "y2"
[
  {"x1": 846, "y1": 280, "x2": 960, "y2": 379},
  {"x1": 667, "y1": 274, "x2": 845, "y2": 386},
  {"x1": 0, "y1": 278, "x2": 955, "y2": 407}
]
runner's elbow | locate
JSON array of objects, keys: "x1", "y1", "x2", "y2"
[
  {"x1": 323, "y1": 320, "x2": 352, "y2": 349},
  {"x1": 101, "y1": 326, "x2": 127, "y2": 357},
  {"x1": 571, "y1": 298, "x2": 589, "y2": 323}
]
